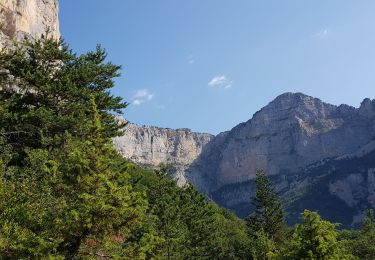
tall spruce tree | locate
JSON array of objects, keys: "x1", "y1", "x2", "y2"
[{"x1": 246, "y1": 170, "x2": 286, "y2": 242}]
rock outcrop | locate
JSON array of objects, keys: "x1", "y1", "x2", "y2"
[
  {"x1": 0, "y1": 0, "x2": 59, "y2": 47},
  {"x1": 187, "y1": 93, "x2": 375, "y2": 193},
  {"x1": 113, "y1": 122, "x2": 213, "y2": 186}
]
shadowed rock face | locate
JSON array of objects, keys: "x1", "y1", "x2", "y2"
[
  {"x1": 0, "y1": 0, "x2": 59, "y2": 47},
  {"x1": 187, "y1": 93, "x2": 375, "y2": 193}
]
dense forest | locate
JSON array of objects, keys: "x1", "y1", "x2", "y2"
[{"x1": 0, "y1": 37, "x2": 374, "y2": 259}]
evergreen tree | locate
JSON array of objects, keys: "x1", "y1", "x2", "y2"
[
  {"x1": 128, "y1": 168, "x2": 252, "y2": 260},
  {"x1": 247, "y1": 170, "x2": 286, "y2": 242},
  {"x1": 286, "y1": 210, "x2": 354, "y2": 260},
  {"x1": 346, "y1": 209, "x2": 375, "y2": 259},
  {"x1": 250, "y1": 228, "x2": 279, "y2": 260},
  {"x1": 0, "y1": 36, "x2": 146, "y2": 258},
  {"x1": 363, "y1": 209, "x2": 375, "y2": 233}
]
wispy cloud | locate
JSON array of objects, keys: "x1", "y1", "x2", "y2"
[
  {"x1": 188, "y1": 54, "x2": 195, "y2": 64},
  {"x1": 132, "y1": 89, "x2": 155, "y2": 106},
  {"x1": 208, "y1": 75, "x2": 233, "y2": 89},
  {"x1": 155, "y1": 104, "x2": 166, "y2": 110},
  {"x1": 314, "y1": 28, "x2": 330, "y2": 38}
]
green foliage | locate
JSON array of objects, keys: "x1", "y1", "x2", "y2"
[
  {"x1": 250, "y1": 228, "x2": 279, "y2": 260},
  {"x1": 341, "y1": 209, "x2": 375, "y2": 259},
  {"x1": 247, "y1": 170, "x2": 286, "y2": 242},
  {"x1": 127, "y1": 168, "x2": 252, "y2": 259},
  {"x1": 285, "y1": 210, "x2": 354, "y2": 260},
  {"x1": 0, "y1": 34, "x2": 126, "y2": 155},
  {"x1": 0, "y1": 36, "x2": 145, "y2": 258}
]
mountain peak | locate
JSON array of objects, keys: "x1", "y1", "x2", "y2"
[
  {"x1": 271, "y1": 92, "x2": 327, "y2": 107},
  {"x1": 359, "y1": 98, "x2": 375, "y2": 118},
  {"x1": 274, "y1": 92, "x2": 311, "y2": 100},
  {"x1": 253, "y1": 92, "x2": 337, "y2": 122}
]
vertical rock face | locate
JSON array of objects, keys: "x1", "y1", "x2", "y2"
[
  {"x1": 0, "y1": 0, "x2": 59, "y2": 47},
  {"x1": 113, "y1": 122, "x2": 214, "y2": 186},
  {"x1": 187, "y1": 93, "x2": 375, "y2": 193},
  {"x1": 113, "y1": 93, "x2": 375, "y2": 226}
]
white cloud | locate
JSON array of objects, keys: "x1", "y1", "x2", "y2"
[
  {"x1": 208, "y1": 75, "x2": 233, "y2": 89},
  {"x1": 132, "y1": 89, "x2": 154, "y2": 106},
  {"x1": 315, "y1": 28, "x2": 330, "y2": 38},
  {"x1": 188, "y1": 55, "x2": 195, "y2": 64},
  {"x1": 133, "y1": 99, "x2": 142, "y2": 106},
  {"x1": 134, "y1": 89, "x2": 154, "y2": 100}
]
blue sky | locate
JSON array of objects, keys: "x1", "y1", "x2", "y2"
[{"x1": 60, "y1": 1, "x2": 375, "y2": 134}]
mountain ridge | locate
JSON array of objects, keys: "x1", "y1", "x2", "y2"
[
  {"x1": 187, "y1": 92, "x2": 375, "y2": 192},
  {"x1": 114, "y1": 92, "x2": 375, "y2": 226},
  {"x1": 115, "y1": 92, "x2": 375, "y2": 190}
]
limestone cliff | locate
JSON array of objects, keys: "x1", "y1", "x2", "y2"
[
  {"x1": 208, "y1": 137, "x2": 375, "y2": 227},
  {"x1": 187, "y1": 93, "x2": 375, "y2": 193},
  {"x1": 0, "y1": 0, "x2": 59, "y2": 47},
  {"x1": 113, "y1": 122, "x2": 213, "y2": 186},
  {"x1": 113, "y1": 93, "x2": 375, "y2": 227}
]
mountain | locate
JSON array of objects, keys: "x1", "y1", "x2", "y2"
[
  {"x1": 115, "y1": 92, "x2": 375, "y2": 227},
  {"x1": 188, "y1": 93, "x2": 375, "y2": 227},
  {"x1": 0, "y1": 0, "x2": 59, "y2": 48},
  {"x1": 113, "y1": 121, "x2": 213, "y2": 186},
  {"x1": 187, "y1": 93, "x2": 375, "y2": 192}
]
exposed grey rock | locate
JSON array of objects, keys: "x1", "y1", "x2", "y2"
[
  {"x1": 114, "y1": 93, "x2": 375, "y2": 193},
  {"x1": 113, "y1": 121, "x2": 213, "y2": 186},
  {"x1": 188, "y1": 93, "x2": 375, "y2": 193},
  {"x1": 0, "y1": 0, "x2": 59, "y2": 48},
  {"x1": 329, "y1": 173, "x2": 368, "y2": 207}
]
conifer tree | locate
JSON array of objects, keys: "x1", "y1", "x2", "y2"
[
  {"x1": 348, "y1": 209, "x2": 375, "y2": 259},
  {"x1": 0, "y1": 35, "x2": 146, "y2": 258},
  {"x1": 286, "y1": 210, "x2": 353, "y2": 259},
  {"x1": 246, "y1": 170, "x2": 286, "y2": 242}
]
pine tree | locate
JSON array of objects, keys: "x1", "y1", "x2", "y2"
[
  {"x1": 0, "y1": 35, "x2": 147, "y2": 258},
  {"x1": 246, "y1": 170, "x2": 286, "y2": 242}
]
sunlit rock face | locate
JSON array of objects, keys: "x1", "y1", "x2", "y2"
[
  {"x1": 113, "y1": 122, "x2": 213, "y2": 186},
  {"x1": 0, "y1": 0, "x2": 59, "y2": 47}
]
